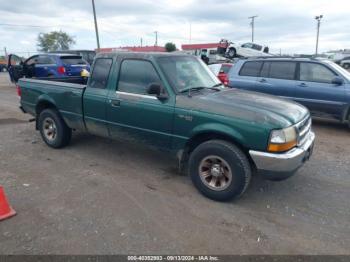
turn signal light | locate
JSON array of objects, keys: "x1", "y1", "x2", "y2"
[{"x1": 268, "y1": 140, "x2": 297, "y2": 152}]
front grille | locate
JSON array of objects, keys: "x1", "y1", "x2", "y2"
[{"x1": 296, "y1": 115, "x2": 312, "y2": 146}]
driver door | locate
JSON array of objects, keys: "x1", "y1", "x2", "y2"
[
  {"x1": 106, "y1": 58, "x2": 175, "y2": 149},
  {"x1": 294, "y1": 62, "x2": 346, "y2": 118},
  {"x1": 7, "y1": 54, "x2": 24, "y2": 83}
]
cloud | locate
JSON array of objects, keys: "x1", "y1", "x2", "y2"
[{"x1": 0, "y1": 0, "x2": 349, "y2": 56}]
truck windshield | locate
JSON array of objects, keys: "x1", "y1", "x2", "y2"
[{"x1": 157, "y1": 56, "x2": 222, "y2": 93}]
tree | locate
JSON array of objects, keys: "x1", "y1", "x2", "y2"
[
  {"x1": 165, "y1": 42, "x2": 176, "y2": 52},
  {"x1": 37, "y1": 30, "x2": 75, "y2": 52}
]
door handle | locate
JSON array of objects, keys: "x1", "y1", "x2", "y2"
[
  {"x1": 259, "y1": 78, "x2": 267, "y2": 83},
  {"x1": 109, "y1": 99, "x2": 121, "y2": 107},
  {"x1": 298, "y1": 82, "x2": 307, "y2": 87}
]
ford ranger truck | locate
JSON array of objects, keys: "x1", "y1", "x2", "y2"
[{"x1": 17, "y1": 52, "x2": 315, "y2": 202}]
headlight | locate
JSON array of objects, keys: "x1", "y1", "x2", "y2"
[{"x1": 268, "y1": 126, "x2": 297, "y2": 152}]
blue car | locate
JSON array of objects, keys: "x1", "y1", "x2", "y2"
[
  {"x1": 8, "y1": 53, "x2": 90, "y2": 83},
  {"x1": 228, "y1": 57, "x2": 350, "y2": 127}
]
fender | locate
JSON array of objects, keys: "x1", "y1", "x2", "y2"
[
  {"x1": 189, "y1": 122, "x2": 246, "y2": 146},
  {"x1": 35, "y1": 94, "x2": 57, "y2": 113}
]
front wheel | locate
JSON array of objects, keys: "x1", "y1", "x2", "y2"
[
  {"x1": 188, "y1": 140, "x2": 251, "y2": 201},
  {"x1": 38, "y1": 109, "x2": 72, "y2": 148},
  {"x1": 227, "y1": 48, "x2": 236, "y2": 59}
]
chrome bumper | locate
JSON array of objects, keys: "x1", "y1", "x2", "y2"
[{"x1": 249, "y1": 131, "x2": 315, "y2": 174}]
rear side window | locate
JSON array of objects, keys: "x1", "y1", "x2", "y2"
[
  {"x1": 221, "y1": 64, "x2": 232, "y2": 74},
  {"x1": 299, "y1": 63, "x2": 336, "y2": 83},
  {"x1": 60, "y1": 56, "x2": 86, "y2": 65},
  {"x1": 89, "y1": 58, "x2": 113, "y2": 89},
  {"x1": 239, "y1": 61, "x2": 262, "y2": 77},
  {"x1": 36, "y1": 56, "x2": 56, "y2": 64},
  {"x1": 117, "y1": 60, "x2": 161, "y2": 95},
  {"x1": 268, "y1": 62, "x2": 296, "y2": 80}
]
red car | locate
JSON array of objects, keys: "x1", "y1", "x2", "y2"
[{"x1": 208, "y1": 63, "x2": 233, "y2": 86}]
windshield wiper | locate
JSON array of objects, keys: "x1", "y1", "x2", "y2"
[
  {"x1": 212, "y1": 83, "x2": 224, "y2": 88},
  {"x1": 179, "y1": 86, "x2": 206, "y2": 93}
]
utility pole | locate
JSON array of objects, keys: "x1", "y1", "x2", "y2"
[
  {"x1": 91, "y1": 0, "x2": 100, "y2": 50},
  {"x1": 140, "y1": 38, "x2": 143, "y2": 47},
  {"x1": 248, "y1": 15, "x2": 258, "y2": 42},
  {"x1": 315, "y1": 15, "x2": 323, "y2": 56},
  {"x1": 189, "y1": 22, "x2": 192, "y2": 44},
  {"x1": 4, "y1": 47, "x2": 7, "y2": 58},
  {"x1": 154, "y1": 31, "x2": 158, "y2": 46}
]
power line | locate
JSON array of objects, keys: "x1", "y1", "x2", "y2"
[{"x1": 0, "y1": 23, "x2": 59, "y2": 28}]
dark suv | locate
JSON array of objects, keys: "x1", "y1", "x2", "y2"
[{"x1": 228, "y1": 58, "x2": 350, "y2": 127}]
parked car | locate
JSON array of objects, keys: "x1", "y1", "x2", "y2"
[
  {"x1": 208, "y1": 63, "x2": 233, "y2": 86},
  {"x1": 339, "y1": 57, "x2": 350, "y2": 69},
  {"x1": 0, "y1": 56, "x2": 8, "y2": 72},
  {"x1": 228, "y1": 57, "x2": 350, "y2": 126},
  {"x1": 328, "y1": 52, "x2": 350, "y2": 64},
  {"x1": 17, "y1": 52, "x2": 314, "y2": 201},
  {"x1": 0, "y1": 63, "x2": 7, "y2": 72},
  {"x1": 49, "y1": 50, "x2": 96, "y2": 65},
  {"x1": 8, "y1": 53, "x2": 90, "y2": 83},
  {"x1": 221, "y1": 40, "x2": 273, "y2": 59},
  {"x1": 183, "y1": 48, "x2": 227, "y2": 65}
]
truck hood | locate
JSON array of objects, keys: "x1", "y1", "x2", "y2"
[{"x1": 175, "y1": 88, "x2": 309, "y2": 128}]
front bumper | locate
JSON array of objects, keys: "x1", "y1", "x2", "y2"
[{"x1": 249, "y1": 131, "x2": 315, "y2": 180}]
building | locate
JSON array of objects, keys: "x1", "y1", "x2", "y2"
[{"x1": 181, "y1": 42, "x2": 228, "y2": 52}]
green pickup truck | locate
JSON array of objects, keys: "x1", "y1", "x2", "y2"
[{"x1": 18, "y1": 52, "x2": 315, "y2": 201}]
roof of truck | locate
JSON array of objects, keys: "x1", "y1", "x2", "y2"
[{"x1": 96, "y1": 51, "x2": 190, "y2": 59}]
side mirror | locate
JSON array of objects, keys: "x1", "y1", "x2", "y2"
[
  {"x1": 332, "y1": 76, "x2": 344, "y2": 86},
  {"x1": 146, "y1": 83, "x2": 168, "y2": 101}
]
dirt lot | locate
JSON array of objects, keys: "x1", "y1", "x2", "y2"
[{"x1": 0, "y1": 72, "x2": 349, "y2": 255}]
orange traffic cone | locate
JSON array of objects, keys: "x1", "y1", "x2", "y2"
[{"x1": 0, "y1": 185, "x2": 16, "y2": 221}]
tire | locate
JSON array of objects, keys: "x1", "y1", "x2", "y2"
[
  {"x1": 188, "y1": 140, "x2": 252, "y2": 201},
  {"x1": 227, "y1": 48, "x2": 236, "y2": 59},
  {"x1": 343, "y1": 63, "x2": 350, "y2": 69},
  {"x1": 38, "y1": 109, "x2": 72, "y2": 148}
]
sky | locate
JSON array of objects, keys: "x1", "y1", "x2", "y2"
[{"x1": 0, "y1": 0, "x2": 349, "y2": 57}]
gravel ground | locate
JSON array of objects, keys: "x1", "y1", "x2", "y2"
[{"x1": 0, "y1": 72, "x2": 349, "y2": 255}]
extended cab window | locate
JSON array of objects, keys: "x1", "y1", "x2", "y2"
[
  {"x1": 239, "y1": 61, "x2": 262, "y2": 77},
  {"x1": 268, "y1": 61, "x2": 296, "y2": 80},
  {"x1": 299, "y1": 62, "x2": 336, "y2": 83},
  {"x1": 118, "y1": 60, "x2": 161, "y2": 95},
  {"x1": 89, "y1": 58, "x2": 113, "y2": 89}
]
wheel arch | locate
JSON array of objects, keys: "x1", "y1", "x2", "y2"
[
  {"x1": 178, "y1": 127, "x2": 255, "y2": 172},
  {"x1": 35, "y1": 96, "x2": 58, "y2": 129}
]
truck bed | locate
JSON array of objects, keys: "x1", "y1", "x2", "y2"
[{"x1": 18, "y1": 78, "x2": 87, "y2": 131}]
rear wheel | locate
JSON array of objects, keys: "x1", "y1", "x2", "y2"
[
  {"x1": 188, "y1": 140, "x2": 251, "y2": 201},
  {"x1": 38, "y1": 109, "x2": 71, "y2": 148}
]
